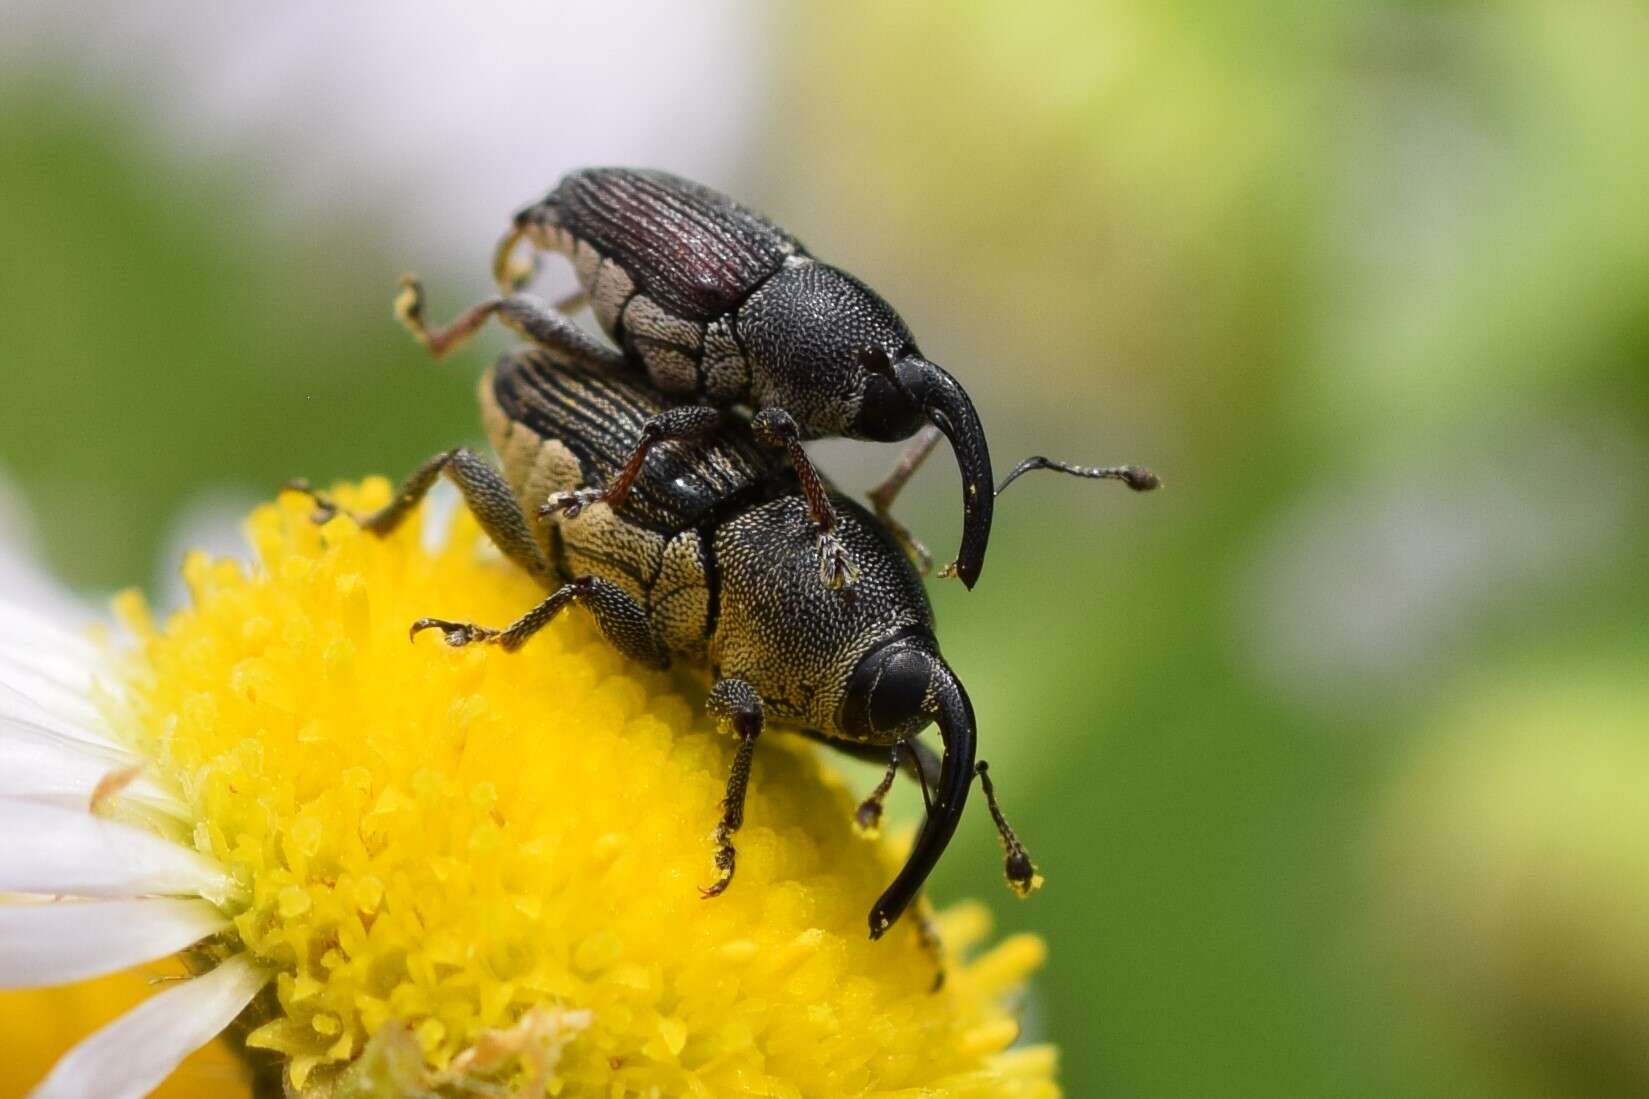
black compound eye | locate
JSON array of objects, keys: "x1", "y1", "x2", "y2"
[{"x1": 857, "y1": 346, "x2": 894, "y2": 376}]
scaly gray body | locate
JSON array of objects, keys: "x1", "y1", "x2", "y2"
[{"x1": 480, "y1": 348, "x2": 933, "y2": 734}]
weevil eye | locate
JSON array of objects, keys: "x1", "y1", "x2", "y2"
[{"x1": 857, "y1": 346, "x2": 894, "y2": 376}]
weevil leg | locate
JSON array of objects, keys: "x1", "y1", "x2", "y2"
[
  {"x1": 750, "y1": 408, "x2": 859, "y2": 589},
  {"x1": 855, "y1": 744, "x2": 902, "y2": 834},
  {"x1": 866, "y1": 425, "x2": 943, "y2": 575},
  {"x1": 701, "y1": 678, "x2": 764, "y2": 899},
  {"x1": 410, "y1": 575, "x2": 667, "y2": 667},
  {"x1": 395, "y1": 275, "x2": 625, "y2": 371},
  {"x1": 538, "y1": 405, "x2": 723, "y2": 519},
  {"x1": 914, "y1": 901, "x2": 948, "y2": 991},
  {"x1": 975, "y1": 761, "x2": 1042, "y2": 898},
  {"x1": 284, "y1": 449, "x2": 549, "y2": 581}
]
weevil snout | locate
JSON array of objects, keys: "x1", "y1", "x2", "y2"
[
  {"x1": 842, "y1": 640, "x2": 977, "y2": 939},
  {"x1": 891, "y1": 356, "x2": 995, "y2": 590}
]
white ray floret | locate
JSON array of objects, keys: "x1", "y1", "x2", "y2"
[
  {"x1": 30, "y1": 952, "x2": 270, "y2": 1099},
  {"x1": 0, "y1": 798, "x2": 233, "y2": 902},
  {"x1": 0, "y1": 897, "x2": 228, "y2": 988},
  {"x1": 0, "y1": 594, "x2": 269, "y2": 1097}
]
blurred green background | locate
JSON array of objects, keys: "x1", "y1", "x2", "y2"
[{"x1": 3, "y1": 2, "x2": 1648, "y2": 1095}]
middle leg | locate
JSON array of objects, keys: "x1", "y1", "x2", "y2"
[
  {"x1": 795, "y1": 731, "x2": 941, "y2": 823},
  {"x1": 751, "y1": 408, "x2": 858, "y2": 589},
  {"x1": 537, "y1": 405, "x2": 723, "y2": 519},
  {"x1": 866, "y1": 425, "x2": 943, "y2": 575},
  {"x1": 410, "y1": 575, "x2": 667, "y2": 668}
]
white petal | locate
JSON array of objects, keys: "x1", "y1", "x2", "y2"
[
  {"x1": 0, "y1": 652, "x2": 107, "y2": 730},
  {"x1": 0, "y1": 710, "x2": 133, "y2": 769},
  {"x1": 0, "y1": 600, "x2": 102, "y2": 668},
  {"x1": 0, "y1": 897, "x2": 227, "y2": 988},
  {"x1": 0, "y1": 635, "x2": 103, "y2": 692},
  {"x1": 0, "y1": 799, "x2": 231, "y2": 902},
  {"x1": 30, "y1": 953, "x2": 269, "y2": 1099},
  {"x1": 0, "y1": 734, "x2": 172, "y2": 807},
  {"x1": 0, "y1": 713, "x2": 182, "y2": 818},
  {"x1": 0, "y1": 688, "x2": 123, "y2": 754}
]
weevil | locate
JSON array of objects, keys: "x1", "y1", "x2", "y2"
[
  {"x1": 286, "y1": 345, "x2": 1044, "y2": 943},
  {"x1": 393, "y1": 167, "x2": 1158, "y2": 591}
]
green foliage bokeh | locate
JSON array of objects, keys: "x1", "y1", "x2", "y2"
[{"x1": 4, "y1": 4, "x2": 1649, "y2": 1094}]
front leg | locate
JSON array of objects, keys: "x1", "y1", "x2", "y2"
[
  {"x1": 700, "y1": 679, "x2": 764, "y2": 899},
  {"x1": 867, "y1": 425, "x2": 943, "y2": 575},
  {"x1": 537, "y1": 405, "x2": 722, "y2": 519},
  {"x1": 751, "y1": 408, "x2": 859, "y2": 589},
  {"x1": 410, "y1": 575, "x2": 667, "y2": 668},
  {"x1": 394, "y1": 275, "x2": 625, "y2": 371}
]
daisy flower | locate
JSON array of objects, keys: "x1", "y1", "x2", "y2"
[{"x1": 1, "y1": 480, "x2": 1058, "y2": 1097}]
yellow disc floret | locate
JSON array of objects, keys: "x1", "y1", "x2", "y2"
[{"x1": 112, "y1": 480, "x2": 1057, "y2": 1097}]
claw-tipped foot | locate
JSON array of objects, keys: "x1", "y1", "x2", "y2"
[
  {"x1": 409, "y1": 617, "x2": 499, "y2": 648},
  {"x1": 393, "y1": 273, "x2": 427, "y2": 339},
  {"x1": 538, "y1": 487, "x2": 606, "y2": 522},
  {"x1": 699, "y1": 837, "x2": 736, "y2": 899},
  {"x1": 281, "y1": 478, "x2": 340, "y2": 525}
]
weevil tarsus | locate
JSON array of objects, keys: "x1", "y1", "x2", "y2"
[{"x1": 702, "y1": 678, "x2": 764, "y2": 899}]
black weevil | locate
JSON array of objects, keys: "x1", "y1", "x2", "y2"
[
  {"x1": 287, "y1": 345, "x2": 1044, "y2": 944},
  {"x1": 393, "y1": 168, "x2": 1158, "y2": 590}
]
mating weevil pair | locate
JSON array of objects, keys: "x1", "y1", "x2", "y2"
[{"x1": 289, "y1": 168, "x2": 1158, "y2": 944}]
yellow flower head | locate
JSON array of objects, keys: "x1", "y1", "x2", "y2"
[{"x1": 5, "y1": 480, "x2": 1056, "y2": 1097}]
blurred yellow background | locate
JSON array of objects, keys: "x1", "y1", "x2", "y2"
[{"x1": 3, "y1": 2, "x2": 1646, "y2": 1095}]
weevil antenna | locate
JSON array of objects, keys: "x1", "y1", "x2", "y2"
[
  {"x1": 995, "y1": 456, "x2": 1160, "y2": 498},
  {"x1": 975, "y1": 761, "x2": 1042, "y2": 897},
  {"x1": 867, "y1": 661, "x2": 975, "y2": 939}
]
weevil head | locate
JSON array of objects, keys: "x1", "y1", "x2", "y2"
[
  {"x1": 739, "y1": 262, "x2": 996, "y2": 588},
  {"x1": 838, "y1": 636, "x2": 977, "y2": 939}
]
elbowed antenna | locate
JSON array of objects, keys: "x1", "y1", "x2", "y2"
[
  {"x1": 903, "y1": 358, "x2": 994, "y2": 590},
  {"x1": 996, "y1": 455, "x2": 1160, "y2": 497},
  {"x1": 867, "y1": 662, "x2": 977, "y2": 939}
]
